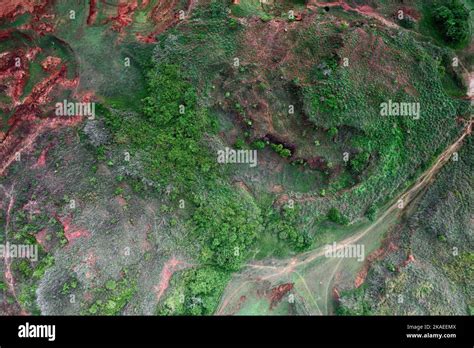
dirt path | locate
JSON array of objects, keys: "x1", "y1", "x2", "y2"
[
  {"x1": 248, "y1": 117, "x2": 472, "y2": 272},
  {"x1": 217, "y1": 117, "x2": 472, "y2": 315},
  {"x1": 309, "y1": 1, "x2": 399, "y2": 29},
  {"x1": 0, "y1": 184, "x2": 18, "y2": 301}
]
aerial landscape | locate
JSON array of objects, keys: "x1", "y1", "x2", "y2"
[{"x1": 0, "y1": 0, "x2": 472, "y2": 317}]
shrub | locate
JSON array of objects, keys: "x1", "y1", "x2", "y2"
[
  {"x1": 252, "y1": 140, "x2": 266, "y2": 149},
  {"x1": 432, "y1": 0, "x2": 470, "y2": 45},
  {"x1": 327, "y1": 207, "x2": 349, "y2": 225},
  {"x1": 192, "y1": 188, "x2": 263, "y2": 271},
  {"x1": 271, "y1": 143, "x2": 292, "y2": 158}
]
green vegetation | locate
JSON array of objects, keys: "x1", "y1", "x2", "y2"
[
  {"x1": 265, "y1": 205, "x2": 312, "y2": 251},
  {"x1": 252, "y1": 139, "x2": 267, "y2": 149},
  {"x1": 104, "y1": 63, "x2": 217, "y2": 194},
  {"x1": 270, "y1": 143, "x2": 292, "y2": 158},
  {"x1": 301, "y1": 26, "x2": 469, "y2": 220},
  {"x1": 432, "y1": 0, "x2": 470, "y2": 45},
  {"x1": 157, "y1": 266, "x2": 230, "y2": 315},
  {"x1": 231, "y1": 0, "x2": 268, "y2": 18},
  {"x1": 192, "y1": 187, "x2": 263, "y2": 271},
  {"x1": 349, "y1": 151, "x2": 370, "y2": 175},
  {"x1": 2, "y1": 0, "x2": 468, "y2": 317},
  {"x1": 442, "y1": 252, "x2": 474, "y2": 287},
  {"x1": 327, "y1": 207, "x2": 349, "y2": 225},
  {"x1": 86, "y1": 277, "x2": 136, "y2": 316},
  {"x1": 336, "y1": 285, "x2": 373, "y2": 315},
  {"x1": 61, "y1": 277, "x2": 79, "y2": 295}
]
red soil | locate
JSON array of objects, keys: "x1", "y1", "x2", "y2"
[
  {"x1": 0, "y1": 1, "x2": 55, "y2": 36},
  {"x1": 268, "y1": 282, "x2": 294, "y2": 309},
  {"x1": 154, "y1": 257, "x2": 189, "y2": 302},
  {"x1": 33, "y1": 144, "x2": 51, "y2": 168},
  {"x1": 135, "y1": 0, "x2": 182, "y2": 43},
  {"x1": 402, "y1": 253, "x2": 416, "y2": 267},
  {"x1": 0, "y1": 0, "x2": 41, "y2": 19},
  {"x1": 35, "y1": 228, "x2": 50, "y2": 251},
  {"x1": 87, "y1": 0, "x2": 98, "y2": 25},
  {"x1": 55, "y1": 215, "x2": 92, "y2": 245},
  {"x1": 0, "y1": 44, "x2": 81, "y2": 177},
  {"x1": 106, "y1": 0, "x2": 139, "y2": 32},
  {"x1": 332, "y1": 287, "x2": 340, "y2": 300},
  {"x1": 309, "y1": 1, "x2": 398, "y2": 29},
  {"x1": 307, "y1": 156, "x2": 327, "y2": 171},
  {"x1": 0, "y1": 47, "x2": 40, "y2": 105},
  {"x1": 40, "y1": 56, "x2": 62, "y2": 72},
  {"x1": 116, "y1": 195, "x2": 127, "y2": 207},
  {"x1": 397, "y1": 7, "x2": 421, "y2": 21},
  {"x1": 354, "y1": 241, "x2": 398, "y2": 288}
]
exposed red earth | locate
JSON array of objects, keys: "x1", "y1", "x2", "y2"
[
  {"x1": 55, "y1": 215, "x2": 92, "y2": 246},
  {"x1": 309, "y1": 1, "x2": 399, "y2": 29},
  {"x1": 269, "y1": 282, "x2": 294, "y2": 310},
  {"x1": 154, "y1": 257, "x2": 190, "y2": 302},
  {"x1": 354, "y1": 241, "x2": 397, "y2": 288},
  {"x1": 0, "y1": 47, "x2": 41, "y2": 106},
  {"x1": 105, "y1": 0, "x2": 139, "y2": 33},
  {"x1": 87, "y1": 0, "x2": 98, "y2": 26},
  {"x1": 0, "y1": 49, "x2": 81, "y2": 177},
  {"x1": 0, "y1": 0, "x2": 195, "y2": 180},
  {"x1": 0, "y1": 0, "x2": 46, "y2": 19},
  {"x1": 34, "y1": 228, "x2": 50, "y2": 251},
  {"x1": 40, "y1": 56, "x2": 61, "y2": 72},
  {"x1": 135, "y1": 0, "x2": 186, "y2": 43},
  {"x1": 1, "y1": 0, "x2": 55, "y2": 36}
]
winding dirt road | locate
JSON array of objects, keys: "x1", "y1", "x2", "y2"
[{"x1": 217, "y1": 117, "x2": 472, "y2": 315}]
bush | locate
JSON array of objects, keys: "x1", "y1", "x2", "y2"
[
  {"x1": 399, "y1": 16, "x2": 416, "y2": 29},
  {"x1": 350, "y1": 151, "x2": 370, "y2": 174},
  {"x1": 327, "y1": 207, "x2": 349, "y2": 225},
  {"x1": 192, "y1": 188, "x2": 263, "y2": 271},
  {"x1": 105, "y1": 63, "x2": 217, "y2": 192},
  {"x1": 266, "y1": 206, "x2": 312, "y2": 251},
  {"x1": 432, "y1": 0, "x2": 470, "y2": 45},
  {"x1": 157, "y1": 266, "x2": 230, "y2": 315},
  {"x1": 252, "y1": 140, "x2": 266, "y2": 149},
  {"x1": 365, "y1": 204, "x2": 377, "y2": 222},
  {"x1": 271, "y1": 143, "x2": 292, "y2": 158}
]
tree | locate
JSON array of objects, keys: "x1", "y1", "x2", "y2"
[
  {"x1": 327, "y1": 207, "x2": 349, "y2": 225},
  {"x1": 192, "y1": 187, "x2": 263, "y2": 271},
  {"x1": 432, "y1": 1, "x2": 470, "y2": 45}
]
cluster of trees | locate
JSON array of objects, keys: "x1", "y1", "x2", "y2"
[
  {"x1": 432, "y1": 0, "x2": 470, "y2": 45},
  {"x1": 270, "y1": 143, "x2": 292, "y2": 158},
  {"x1": 157, "y1": 267, "x2": 230, "y2": 316},
  {"x1": 349, "y1": 151, "x2": 370, "y2": 175},
  {"x1": 327, "y1": 207, "x2": 350, "y2": 225},
  {"x1": 104, "y1": 63, "x2": 216, "y2": 194},
  {"x1": 265, "y1": 205, "x2": 312, "y2": 251},
  {"x1": 192, "y1": 187, "x2": 263, "y2": 271}
]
